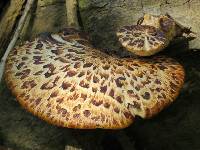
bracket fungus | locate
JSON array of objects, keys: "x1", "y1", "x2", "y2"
[
  {"x1": 4, "y1": 28, "x2": 185, "y2": 129},
  {"x1": 117, "y1": 14, "x2": 194, "y2": 56}
]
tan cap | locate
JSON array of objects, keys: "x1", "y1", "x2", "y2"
[
  {"x1": 117, "y1": 25, "x2": 169, "y2": 56},
  {"x1": 5, "y1": 28, "x2": 185, "y2": 129}
]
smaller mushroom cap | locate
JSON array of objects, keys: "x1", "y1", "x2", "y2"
[
  {"x1": 140, "y1": 14, "x2": 176, "y2": 41},
  {"x1": 116, "y1": 25, "x2": 168, "y2": 56}
]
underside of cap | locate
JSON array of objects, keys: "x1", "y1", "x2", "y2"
[
  {"x1": 117, "y1": 25, "x2": 169, "y2": 56},
  {"x1": 4, "y1": 28, "x2": 185, "y2": 129}
]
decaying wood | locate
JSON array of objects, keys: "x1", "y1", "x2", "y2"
[
  {"x1": 66, "y1": 0, "x2": 79, "y2": 29},
  {"x1": 0, "y1": 0, "x2": 35, "y2": 82},
  {"x1": 0, "y1": 0, "x2": 26, "y2": 57}
]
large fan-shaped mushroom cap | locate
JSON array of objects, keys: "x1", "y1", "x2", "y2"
[
  {"x1": 5, "y1": 28, "x2": 185, "y2": 129},
  {"x1": 116, "y1": 25, "x2": 168, "y2": 56}
]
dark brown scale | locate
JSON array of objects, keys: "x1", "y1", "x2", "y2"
[
  {"x1": 83, "y1": 110, "x2": 91, "y2": 117},
  {"x1": 33, "y1": 56, "x2": 44, "y2": 64},
  {"x1": 19, "y1": 92, "x2": 26, "y2": 98},
  {"x1": 132, "y1": 75, "x2": 137, "y2": 81},
  {"x1": 158, "y1": 65, "x2": 167, "y2": 70},
  {"x1": 66, "y1": 70, "x2": 77, "y2": 77},
  {"x1": 100, "y1": 113, "x2": 105, "y2": 122},
  {"x1": 68, "y1": 49, "x2": 81, "y2": 54},
  {"x1": 50, "y1": 91, "x2": 59, "y2": 97},
  {"x1": 74, "y1": 62, "x2": 81, "y2": 68},
  {"x1": 86, "y1": 74, "x2": 92, "y2": 81},
  {"x1": 119, "y1": 28, "x2": 126, "y2": 32},
  {"x1": 126, "y1": 71, "x2": 130, "y2": 77},
  {"x1": 113, "y1": 119, "x2": 119, "y2": 126},
  {"x1": 128, "y1": 102, "x2": 141, "y2": 109},
  {"x1": 83, "y1": 63, "x2": 93, "y2": 68},
  {"x1": 100, "y1": 85, "x2": 107, "y2": 94},
  {"x1": 132, "y1": 63, "x2": 140, "y2": 67},
  {"x1": 51, "y1": 49, "x2": 62, "y2": 55},
  {"x1": 41, "y1": 77, "x2": 59, "y2": 90},
  {"x1": 128, "y1": 66, "x2": 134, "y2": 71},
  {"x1": 127, "y1": 90, "x2": 140, "y2": 100},
  {"x1": 15, "y1": 69, "x2": 31, "y2": 79},
  {"x1": 35, "y1": 43, "x2": 43, "y2": 49},
  {"x1": 156, "y1": 87, "x2": 161, "y2": 92},
  {"x1": 142, "y1": 80, "x2": 151, "y2": 85},
  {"x1": 79, "y1": 80, "x2": 89, "y2": 88},
  {"x1": 13, "y1": 49, "x2": 18, "y2": 55},
  {"x1": 116, "y1": 96, "x2": 123, "y2": 103},
  {"x1": 73, "y1": 104, "x2": 81, "y2": 112},
  {"x1": 80, "y1": 94, "x2": 87, "y2": 101},
  {"x1": 93, "y1": 65, "x2": 97, "y2": 70},
  {"x1": 142, "y1": 92, "x2": 151, "y2": 100},
  {"x1": 70, "y1": 86, "x2": 76, "y2": 92},
  {"x1": 17, "y1": 62, "x2": 25, "y2": 70},
  {"x1": 61, "y1": 108, "x2": 68, "y2": 117},
  {"x1": 72, "y1": 57, "x2": 82, "y2": 61},
  {"x1": 122, "y1": 37, "x2": 129, "y2": 41},
  {"x1": 21, "y1": 80, "x2": 37, "y2": 89},
  {"x1": 155, "y1": 79, "x2": 161, "y2": 84},
  {"x1": 103, "y1": 102, "x2": 110, "y2": 108},
  {"x1": 114, "y1": 107, "x2": 120, "y2": 113},
  {"x1": 24, "y1": 94, "x2": 30, "y2": 100},
  {"x1": 73, "y1": 113, "x2": 80, "y2": 118},
  {"x1": 22, "y1": 56, "x2": 28, "y2": 61},
  {"x1": 92, "y1": 87, "x2": 97, "y2": 93},
  {"x1": 123, "y1": 112, "x2": 134, "y2": 120},
  {"x1": 138, "y1": 73, "x2": 143, "y2": 78},
  {"x1": 87, "y1": 70, "x2": 91, "y2": 75},
  {"x1": 133, "y1": 33, "x2": 141, "y2": 37},
  {"x1": 35, "y1": 98, "x2": 42, "y2": 106},
  {"x1": 56, "y1": 97, "x2": 64, "y2": 104},
  {"x1": 115, "y1": 77, "x2": 126, "y2": 87},
  {"x1": 161, "y1": 93, "x2": 167, "y2": 99},
  {"x1": 71, "y1": 92, "x2": 79, "y2": 100},
  {"x1": 78, "y1": 71, "x2": 85, "y2": 77},
  {"x1": 135, "y1": 39, "x2": 144, "y2": 47},
  {"x1": 33, "y1": 51, "x2": 42, "y2": 55},
  {"x1": 61, "y1": 82, "x2": 71, "y2": 89},
  {"x1": 60, "y1": 65, "x2": 70, "y2": 72},
  {"x1": 170, "y1": 82, "x2": 178, "y2": 90},
  {"x1": 46, "y1": 103, "x2": 51, "y2": 108},
  {"x1": 91, "y1": 99, "x2": 103, "y2": 106},
  {"x1": 43, "y1": 63, "x2": 56, "y2": 78},
  {"x1": 130, "y1": 80, "x2": 135, "y2": 87},
  {"x1": 91, "y1": 116, "x2": 100, "y2": 121},
  {"x1": 135, "y1": 85, "x2": 140, "y2": 91},
  {"x1": 109, "y1": 89, "x2": 115, "y2": 98}
]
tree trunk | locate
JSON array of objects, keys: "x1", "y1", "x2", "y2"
[{"x1": 0, "y1": 0, "x2": 200, "y2": 150}]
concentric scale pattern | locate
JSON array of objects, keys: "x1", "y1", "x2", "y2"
[
  {"x1": 117, "y1": 25, "x2": 168, "y2": 56},
  {"x1": 5, "y1": 28, "x2": 185, "y2": 129}
]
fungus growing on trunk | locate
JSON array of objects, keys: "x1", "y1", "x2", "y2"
[
  {"x1": 117, "y1": 14, "x2": 195, "y2": 56},
  {"x1": 4, "y1": 28, "x2": 185, "y2": 129}
]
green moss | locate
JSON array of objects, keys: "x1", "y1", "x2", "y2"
[{"x1": 78, "y1": 0, "x2": 90, "y2": 11}]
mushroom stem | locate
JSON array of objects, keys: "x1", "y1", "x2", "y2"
[
  {"x1": 66, "y1": 0, "x2": 80, "y2": 29},
  {"x1": 0, "y1": 0, "x2": 35, "y2": 82}
]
